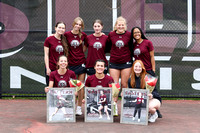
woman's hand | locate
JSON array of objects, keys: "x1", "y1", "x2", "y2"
[
  {"x1": 46, "y1": 68, "x2": 51, "y2": 76},
  {"x1": 82, "y1": 99, "x2": 85, "y2": 104},
  {"x1": 148, "y1": 93, "x2": 153, "y2": 100},
  {"x1": 45, "y1": 87, "x2": 49, "y2": 93}
]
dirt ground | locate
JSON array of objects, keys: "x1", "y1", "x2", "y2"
[{"x1": 0, "y1": 99, "x2": 200, "y2": 133}]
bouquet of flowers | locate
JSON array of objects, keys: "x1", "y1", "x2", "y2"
[
  {"x1": 144, "y1": 74, "x2": 158, "y2": 93},
  {"x1": 109, "y1": 83, "x2": 120, "y2": 97},
  {"x1": 69, "y1": 79, "x2": 84, "y2": 92}
]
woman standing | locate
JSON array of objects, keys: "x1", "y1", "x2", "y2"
[
  {"x1": 44, "y1": 22, "x2": 68, "y2": 85},
  {"x1": 106, "y1": 16, "x2": 132, "y2": 116},
  {"x1": 85, "y1": 19, "x2": 108, "y2": 76},
  {"x1": 128, "y1": 60, "x2": 161, "y2": 123},
  {"x1": 64, "y1": 17, "x2": 87, "y2": 115},
  {"x1": 131, "y1": 26, "x2": 162, "y2": 118}
]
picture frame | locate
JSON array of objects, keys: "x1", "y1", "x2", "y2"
[
  {"x1": 47, "y1": 88, "x2": 76, "y2": 123},
  {"x1": 85, "y1": 87, "x2": 113, "y2": 123},
  {"x1": 120, "y1": 88, "x2": 149, "y2": 125}
]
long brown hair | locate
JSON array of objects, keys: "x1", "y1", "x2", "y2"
[
  {"x1": 72, "y1": 17, "x2": 84, "y2": 44},
  {"x1": 130, "y1": 60, "x2": 146, "y2": 89},
  {"x1": 55, "y1": 22, "x2": 68, "y2": 56}
]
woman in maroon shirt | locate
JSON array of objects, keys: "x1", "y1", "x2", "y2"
[
  {"x1": 64, "y1": 17, "x2": 87, "y2": 115},
  {"x1": 44, "y1": 22, "x2": 68, "y2": 86},
  {"x1": 85, "y1": 19, "x2": 108, "y2": 76},
  {"x1": 106, "y1": 16, "x2": 132, "y2": 116},
  {"x1": 44, "y1": 55, "x2": 76, "y2": 93}
]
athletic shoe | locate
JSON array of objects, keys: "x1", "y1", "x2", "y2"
[
  {"x1": 76, "y1": 106, "x2": 82, "y2": 115},
  {"x1": 107, "y1": 116, "x2": 110, "y2": 120},
  {"x1": 66, "y1": 118, "x2": 70, "y2": 121},
  {"x1": 156, "y1": 110, "x2": 162, "y2": 118},
  {"x1": 49, "y1": 116, "x2": 52, "y2": 121},
  {"x1": 99, "y1": 115, "x2": 102, "y2": 119},
  {"x1": 148, "y1": 112, "x2": 158, "y2": 123},
  {"x1": 132, "y1": 117, "x2": 135, "y2": 121},
  {"x1": 138, "y1": 119, "x2": 140, "y2": 122}
]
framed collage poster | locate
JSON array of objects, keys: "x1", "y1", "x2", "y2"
[
  {"x1": 120, "y1": 88, "x2": 149, "y2": 125},
  {"x1": 85, "y1": 87, "x2": 113, "y2": 123},
  {"x1": 47, "y1": 88, "x2": 75, "y2": 123}
]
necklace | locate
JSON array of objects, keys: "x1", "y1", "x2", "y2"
[{"x1": 138, "y1": 39, "x2": 143, "y2": 44}]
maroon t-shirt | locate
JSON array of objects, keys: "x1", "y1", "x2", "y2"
[
  {"x1": 85, "y1": 34, "x2": 108, "y2": 68},
  {"x1": 136, "y1": 97, "x2": 144, "y2": 104},
  {"x1": 133, "y1": 39, "x2": 154, "y2": 71},
  {"x1": 107, "y1": 31, "x2": 131, "y2": 64},
  {"x1": 44, "y1": 36, "x2": 64, "y2": 71},
  {"x1": 64, "y1": 31, "x2": 87, "y2": 66},
  {"x1": 100, "y1": 95, "x2": 107, "y2": 105},
  {"x1": 85, "y1": 74, "x2": 114, "y2": 87},
  {"x1": 49, "y1": 69, "x2": 76, "y2": 87}
]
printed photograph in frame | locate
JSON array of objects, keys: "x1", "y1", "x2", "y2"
[
  {"x1": 120, "y1": 88, "x2": 149, "y2": 125},
  {"x1": 85, "y1": 87, "x2": 113, "y2": 123},
  {"x1": 47, "y1": 88, "x2": 75, "y2": 123}
]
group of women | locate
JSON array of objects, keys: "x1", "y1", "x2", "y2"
[{"x1": 44, "y1": 16, "x2": 161, "y2": 123}]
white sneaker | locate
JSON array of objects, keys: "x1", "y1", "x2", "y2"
[
  {"x1": 49, "y1": 115, "x2": 52, "y2": 121},
  {"x1": 76, "y1": 106, "x2": 82, "y2": 115},
  {"x1": 148, "y1": 112, "x2": 158, "y2": 123},
  {"x1": 138, "y1": 119, "x2": 140, "y2": 122},
  {"x1": 107, "y1": 116, "x2": 110, "y2": 120},
  {"x1": 99, "y1": 115, "x2": 102, "y2": 119},
  {"x1": 66, "y1": 118, "x2": 70, "y2": 121},
  {"x1": 132, "y1": 117, "x2": 135, "y2": 121}
]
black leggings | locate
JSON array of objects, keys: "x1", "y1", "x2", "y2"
[{"x1": 133, "y1": 107, "x2": 141, "y2": 119}]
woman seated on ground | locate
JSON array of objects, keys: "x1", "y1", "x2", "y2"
[
  {"x1": 85, "y1": 59, "x2": 114, "y2": 87},
  {"x1": 45, "y1": 55, "x2": 76, "y2": 93},
  {"x1": 128, "y1": 60, "x2": 161, "y2": 123}
]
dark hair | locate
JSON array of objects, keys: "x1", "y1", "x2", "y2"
[
  {"x1": 56, "y1": 55, "x2": 68, "y2": 69},
  {"x1": 93, "y1": 19, "x2": 103, "y2": 26},
  {"x1": 55, "y1": 22, "x2": 69, "y2": 56},
  {"x1": 94, "y1": 59, "x2": 106, "y2": 67},
  {"x1": 130, "y1": 26, "x2": 148, "y2": 45}
]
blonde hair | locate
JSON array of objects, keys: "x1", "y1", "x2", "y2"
[
  {"x1": 113, "y1": 16, "x2": 127, "y2": 31},
  {"x1": 72, "y1": 17, "x2": 85, "y2": 44},
  {"x1": 130, "y1": 60, "x2": 146, "y2": 89}
]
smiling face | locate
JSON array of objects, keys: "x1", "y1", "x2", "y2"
[
  {"x1": 55, "y1": 23, "x2": 66, "y2": 35},
  {"x1": 94, "y1": 61, "x2": 105, "y2": 74},
  {"x1": 116, "y1": 20, "x2": 126, "y2": 34},
  {"x1": 58, "y1": 56, "x2": 68, "y2": 69},
  {"x1": 134, "y1": 62, "x2": 142, "y2": 76},
  {"x1": 133, "y1": 28, "x2": 142, "y2": 40},
  {"x1": 73, "y1": 20, "x2": 82, "y2": 31},
  {"x1": 93, "y1": 22, "x2": 103, "y2": 34}
]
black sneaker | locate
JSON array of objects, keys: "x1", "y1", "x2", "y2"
[{"x1": 156, "y1": 110, "x2": 162, "y2": 118}]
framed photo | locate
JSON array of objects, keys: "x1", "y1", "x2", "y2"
[
  {"x1": 85, "y1": 87, "x2": 113, "y2": 123},
  {"x1": 120, "y1": 88, "x2": 149, "y2": 125},
  {"x1": 47, "y1": 88, "x2": 75, "y2": 123}
]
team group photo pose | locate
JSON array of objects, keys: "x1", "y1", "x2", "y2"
[{"x1": 64, "y1": 17, "x2": 87, "y2": 115}]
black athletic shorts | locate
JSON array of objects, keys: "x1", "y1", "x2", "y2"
[
  {"x1": 109, "y1": 61, "x2": 132, "y2": 70},
  {"x1": 69, "y1": 64, "x2": 86, "y2": 75}
]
